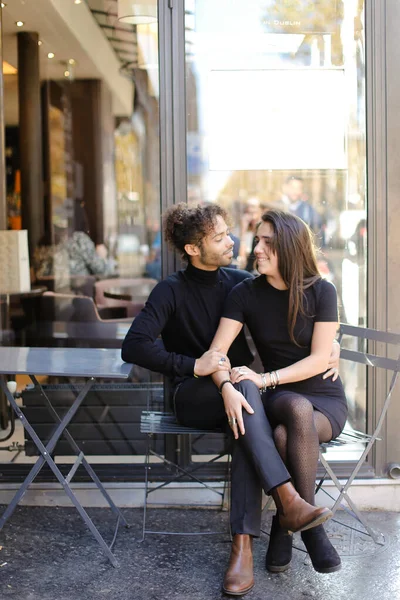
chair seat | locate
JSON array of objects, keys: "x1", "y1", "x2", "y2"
[
  {"x1": 140, "y1": 411, "x2": 221, "y2": 435},
  {"x1": 320, "y1": 429, "x2": 378, "y2": 451}
]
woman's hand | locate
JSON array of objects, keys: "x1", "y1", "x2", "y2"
[
  {"x1": 323, "y1": 339, "x2": 340, "y2": 381},
  {"x1": 221, "y1": 383, "x2": 254, "y2": 439},
  {"x1": 230, "y1": 366, "x2": 262, "y2": 388}
]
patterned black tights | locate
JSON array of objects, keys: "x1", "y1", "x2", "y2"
[{"x1": 267, "y1": 393, "x2": 333, "y2": 505}]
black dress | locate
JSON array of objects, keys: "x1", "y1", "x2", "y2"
[{"x1": 223, "y1": 276, "x2": 348, "y2": 439}]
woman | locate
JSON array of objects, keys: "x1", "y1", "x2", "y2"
[
  {"x1": 34, "y1": 201, "x2": 114, "y2": 279},
  {"x1": 211, "y1": 209, "x2": 347, "y2": 575}
]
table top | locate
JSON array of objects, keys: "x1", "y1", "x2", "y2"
[
  {"x1": 0, "y1": 347, "x2": 133, "y2": 378},
  {"x1": 24, "y1": 321, "x2": 130, "y2": 349},
  {"x1": 104, "y1": 283, "x2": 156, "y2": 302},
  {"x1": 31, "y1": 321, "x2": 130, "y2": 341},
  {"x1": 0, "y1": 286, "x2": 47, "y2": 298}
]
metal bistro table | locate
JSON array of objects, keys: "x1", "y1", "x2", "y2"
[{"x1": 0, "y1": 347, "x2": 134, "y2": 567}]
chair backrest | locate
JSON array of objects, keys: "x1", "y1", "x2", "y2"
[
  {"x1": 94, "y1": 277, "x2": 157, "y2": 307},
  {"x1": 36, "y1": 275, "x2": 96, "y2": 298},
  {"x1": 338, "y1": 323, "x2": 400, "y2": 437},
  {"x1": 39, "y1": 292, "x2": 100, "y2": 322}
]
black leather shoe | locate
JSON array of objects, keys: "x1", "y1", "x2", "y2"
[
  {"x1": 301, "y1": 525, "x2": 341, "y2": 573},
  {"x1": 266, "y1": 515, "x2": 293, "y2": 573}
]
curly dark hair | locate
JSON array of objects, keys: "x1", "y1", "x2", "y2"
[{"x1": 163, "y1": 203, "x2": 229, "y2": 261}]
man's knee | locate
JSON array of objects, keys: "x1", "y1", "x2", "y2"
[
  {"x1": 235, "y1": 379, "x2": 259, "y2": 395},
  {"x1": 235, "y1": 379, "x2": 262, "y2": 409}
]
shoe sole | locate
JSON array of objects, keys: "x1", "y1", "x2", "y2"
[
  {"x1": 266, "y1": 562, "x2": 291, "y2": 573},
  {"x1": 288, "y1": 509, "x2": 333, "y2": 534},
  {"x1": 313, "y1": 562, "x2": 342, "y2": 574},
  {"x1": 222, "y1": 582, "x2": 255, "y2": 596}
]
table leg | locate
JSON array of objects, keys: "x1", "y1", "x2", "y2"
[
  {"x1": 0, "y1": 378, "x2": 119, "y2": 567},
  {"x1": 30, "y1": 376, "x2": 129, "y2": 529}
]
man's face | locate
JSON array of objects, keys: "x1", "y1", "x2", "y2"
[
  {"x1": 192, "y1": 215, "x2": 235, "y2": 270},
  {"x1": 286, "y1": 179, "x2": 303, "y2": 202}
]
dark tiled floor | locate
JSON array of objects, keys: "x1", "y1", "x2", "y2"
[{"x1": 0, "y1": 506, "x2": 398, "y2": 600}]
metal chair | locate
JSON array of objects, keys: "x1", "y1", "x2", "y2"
[
  {"x1": 39, "y1": 292, "x2": 132, "y2": 323},
  {"x1": 36, "y1": 275, "x2": 97, "y2": 299},
  {"x1": 316, "y1": 323, "x2": 400, "y2": 544},
  {"x1": 140, "y1": 391, "x2": 231, "y2": 540}
]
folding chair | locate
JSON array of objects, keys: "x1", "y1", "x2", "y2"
[
  {"x1": 140, "y1": 389, "x2": 231, "y2": 540},
  {"x1": 317, "y1": 323, "x2": 400, "y2": 544}
]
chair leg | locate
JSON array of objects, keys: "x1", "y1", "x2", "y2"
[
  {"x1": 318, "y1": 451, "x2": 384, "y2": 545},
  {"x1": 141, "y1": 436, "x2": 151, "y2": 542}
]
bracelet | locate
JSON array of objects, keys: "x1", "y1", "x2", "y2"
[
  {"x1": 269, "y1": 371, "x2": 277, "y2": 389},
  {"x1": 194, "y1": 372, "x2": 199, "y2": 379},
  {"x1": 268, "y1": 370, "x2": 280, "y2": 389},
  {"x1": 260, "y1": 372, "x2": 268, "y2": 393},
  {"x1": 219, "y1": 380, "x2": 232, "y2": 395}
]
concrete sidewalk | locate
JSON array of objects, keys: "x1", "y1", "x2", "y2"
[{"x1": 0, "y1": 506, "x2": 398, "y2": 600}]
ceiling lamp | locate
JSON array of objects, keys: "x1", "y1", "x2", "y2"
[{"x1": 117, "y1": 0, "x2": 157, "y2": 25}]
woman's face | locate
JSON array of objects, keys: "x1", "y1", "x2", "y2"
[{"x1": 254, "y1": 221, "x2": 280, "y2": 277}]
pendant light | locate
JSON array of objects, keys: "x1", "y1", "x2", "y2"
[{"x1": 117, "y1": 0, "x2": 157, "y2": 25}]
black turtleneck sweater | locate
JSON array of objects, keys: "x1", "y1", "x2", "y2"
[{"x1": 121, "y1": 263, "x2": 254, "y2": 386}]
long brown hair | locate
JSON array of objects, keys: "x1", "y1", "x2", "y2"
[{"x1": 259, "y1": 210, "x2": 321, "y2": 345}]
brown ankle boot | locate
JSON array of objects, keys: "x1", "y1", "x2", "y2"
[
  {"x1": 271, "y1": 482, "x2": 332, "y2": 534},
  {"x1": 222, "y1": 534, "x2": 254, "y2": 596}
]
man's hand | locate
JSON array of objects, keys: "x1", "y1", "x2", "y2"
[
  {"x1": 222, "y1": 384, "x2": 254, "y2": 439},
  {"x1": 194, "y1": 349, "x2": 231, "y2": 377},
  {"x1": 323, "y1": 339, "x2": 340, "y2": 381}
]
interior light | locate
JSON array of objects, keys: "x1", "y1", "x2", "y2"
[
  {"x1": 1, "y1": 3, "x2": 7, "y2": 9},
  {"x1": 16, "y1": 21, "x2": 24, "y2": 27},
  {"x1": 64, "y1": 70, "x2": 70, "y2": 77},
  {"x1": 3, "y1": 61, "x2": 17, "y2": 75},
  {"x1": 118, "y1": 0, "x2": 157, "y2": 24},
  {"x1": 74, "y1": 0, "x2": 82, "y2": 4},
  {"x1": 47, "y1": 52, "x2": 55, "y2": 59},
  {"x1": 68, "y1": 58, "x2": 76, "y2": 65},
  {"x1": 38, "y1": 40, "x2": 43, "y2": 46}
]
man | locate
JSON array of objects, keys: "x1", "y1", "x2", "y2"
[
  {"x1": 237, "y1": 196, "x2": 263, "y2": 271},
  {"x1": 122, "y1": 203, "x2": 338, "y2": 596},
  {"x1": 279, "y1": 176, "x2": 323, "y2": 235}
]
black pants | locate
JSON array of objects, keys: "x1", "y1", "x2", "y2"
[{"x1": 174, "y1": 377, "x2": 290, "y2": 537}]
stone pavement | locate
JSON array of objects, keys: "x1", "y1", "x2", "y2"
[{"x1": 0, "y1": 506, "x2": 398, "y2": 600}]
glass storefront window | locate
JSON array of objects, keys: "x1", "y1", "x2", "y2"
[
  {"x1": 185, "y1": 0, "x2": 367, "y2": 458},
  {"x1": 0, "y1": 2, "x2": 162, "y2": 470}
]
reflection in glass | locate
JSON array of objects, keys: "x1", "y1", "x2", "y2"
[
  {"x1": 0, "y1": 3, "x2": 162, "y2": 466},
  {"x1": 185, "y1": 0, "x2": 367, "y2": 454}
]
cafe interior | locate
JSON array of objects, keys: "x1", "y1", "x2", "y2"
[{"x1": 0, "y1": 0, "x2": 163, "y2": 478}]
